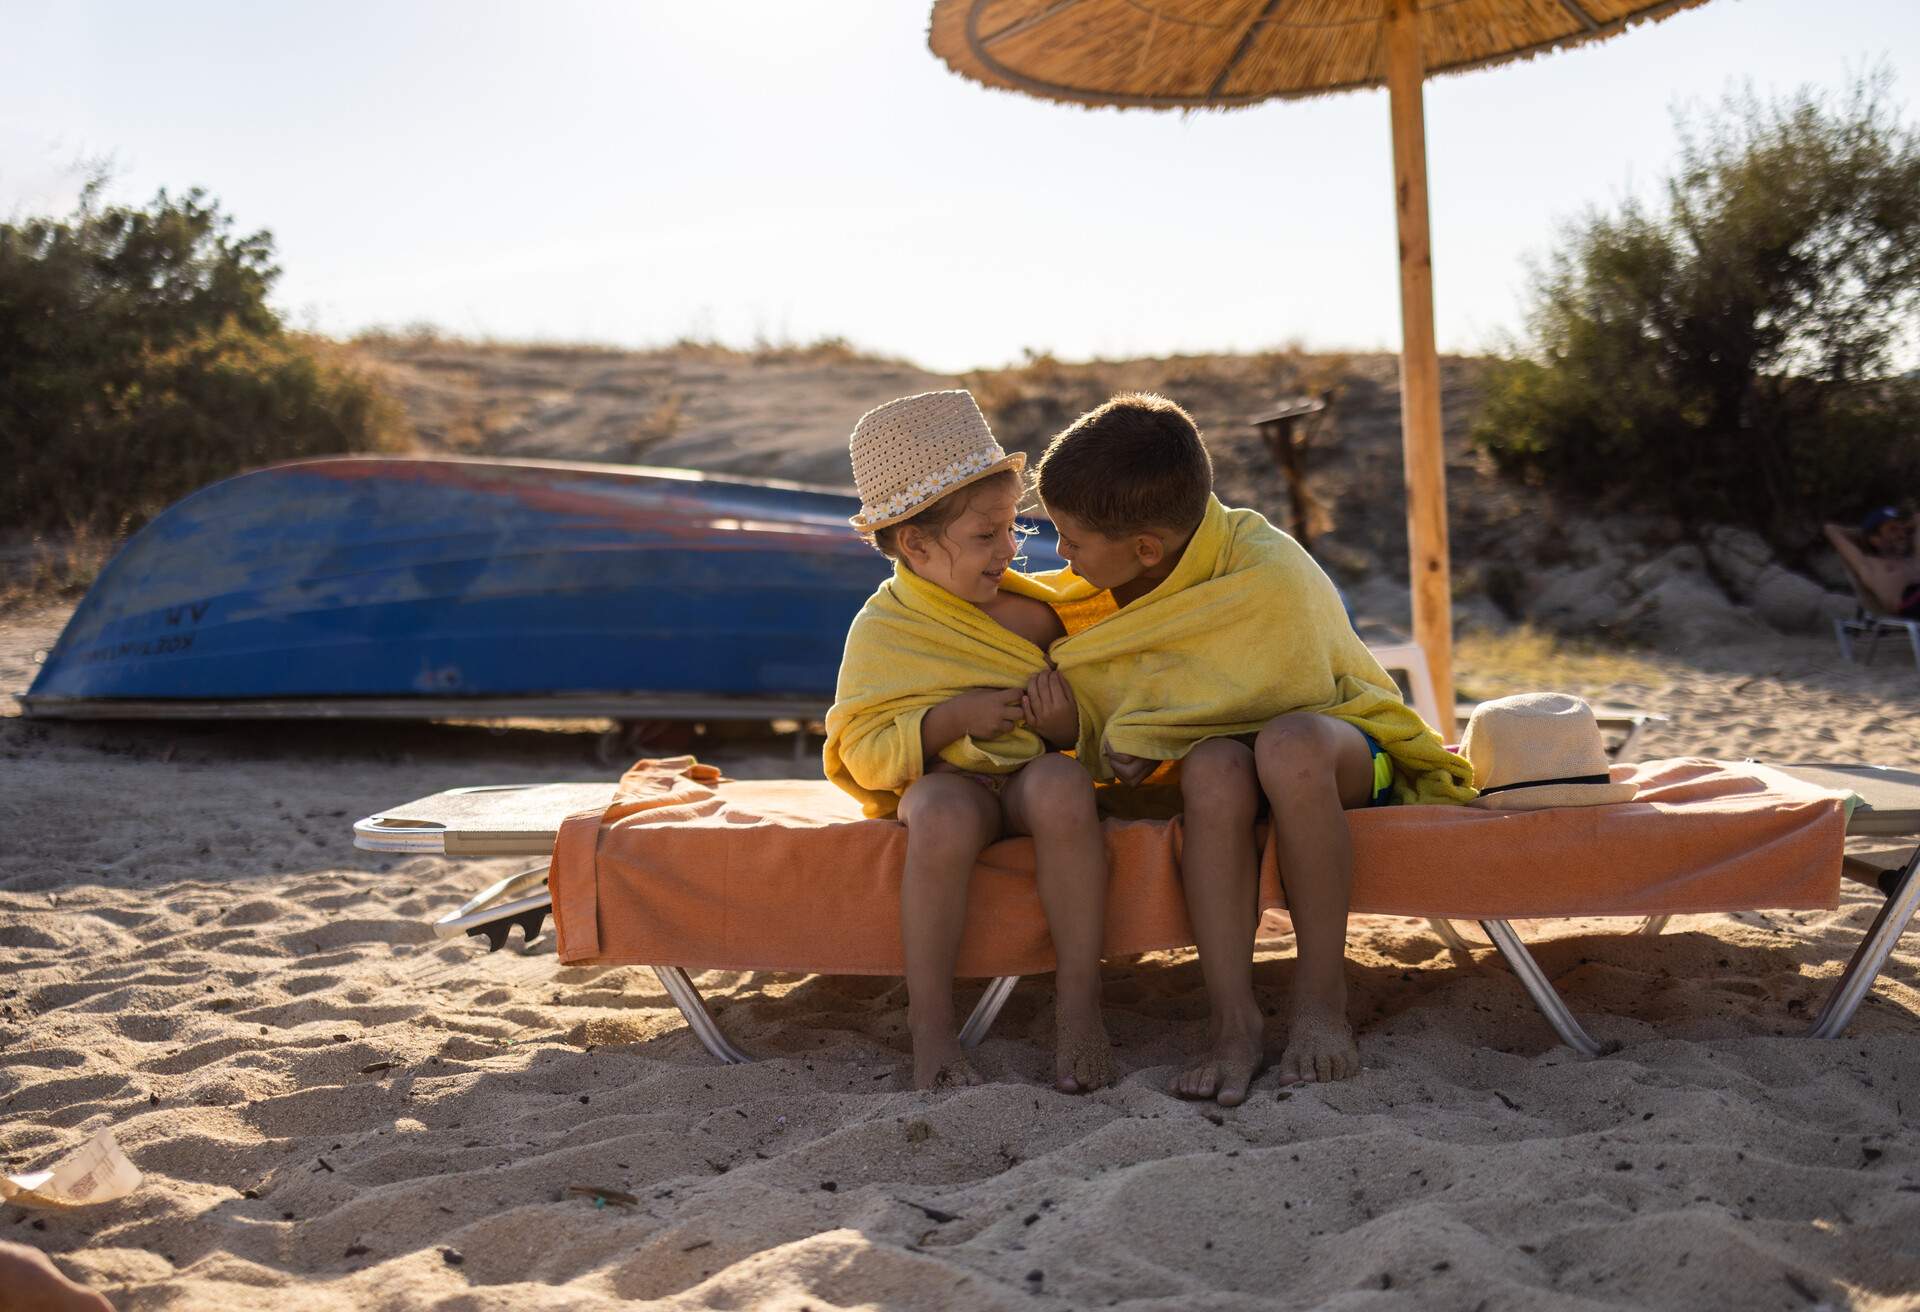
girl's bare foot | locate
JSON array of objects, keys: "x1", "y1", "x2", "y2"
[
  {"x1": 1054, "y1": 1000, "x2": 1114, "y2": 1093},
  {"x1": 1171, "y1": 1007, "x2": 1266, "y2": 1106},
  {"x1": 1275, "y1": 1000, "x2": 1360, "y2": 1084},
  {"x1": 911, "y1": 1036, "x2": 984, "y2": 1090}
]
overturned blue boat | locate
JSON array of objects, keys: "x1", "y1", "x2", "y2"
[{"x1": 23, "y1": 456, "x2": 1064, "y2": 721}]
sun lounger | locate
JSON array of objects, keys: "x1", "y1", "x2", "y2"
[
  {"x1": 355, "y1": 757, "x2": 1918, "y2": 1064},
  {"x1": 1824, "y1": 524, "x2": 1920, "y2": 671},
  {"x1": 1834, "y1": 599, "x2": 1920, "y2": 670}
]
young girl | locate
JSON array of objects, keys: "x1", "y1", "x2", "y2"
[{"x1": 822, "y1": 390, "x2": 1113, "y2": 1093}]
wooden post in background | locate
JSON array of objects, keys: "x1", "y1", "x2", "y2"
[{"x1": 1384, "y1": 0, "x2": 1454, "y2": 738}]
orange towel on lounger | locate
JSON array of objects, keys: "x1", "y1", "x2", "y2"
[{"x1": 548, "y1": 756, "x2": 1847, "y2": 976}]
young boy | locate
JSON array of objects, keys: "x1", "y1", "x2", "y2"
[{"x1": 1012, "y1": 393, "x2": 1474, "y2": 1105}]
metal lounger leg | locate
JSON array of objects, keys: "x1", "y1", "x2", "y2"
[
  {"x1": 652, "y1": 965, "x2": 752, "y2": 1064},
  {"x1": 1833, "y1": 617, "x2": 1853, "y2": 664},
  {"x1": 1806, "y1": 847, "x2": 1920, "y2": 1040},
  {"x1": 1478, "y1": 919, "x2": 1607, "y2": 1057},
  {"x1": 958, "y1": 976, "x2": 1020, "y2": 1049},
  {"x1": 1639, "y1": 915, "x2": 1671, "y2": 936}
]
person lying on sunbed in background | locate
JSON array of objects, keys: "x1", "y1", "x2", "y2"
[
  {"x1": 1002, "y1": 393, "x2": 1476, "y2": 1105},
  {"x1": 823, "y1": 390, "x2": 1114, "y2": 1095},
  {"x1": 1825, "y1": 507, "x2": 1920, "y2": 618}
]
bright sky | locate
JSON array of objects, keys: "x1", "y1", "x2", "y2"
[{"x1": 2, "y1": 1, "x2": 1914, "y2": 373}]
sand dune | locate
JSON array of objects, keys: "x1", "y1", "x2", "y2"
[{"x1": 5, "y1": 603, "x2": 1920, "y2": 1309}]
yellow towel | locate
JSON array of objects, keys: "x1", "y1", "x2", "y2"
[
  {"x1": 823, "y1": 562, "x2": 1057, "y2": 818},
  {"x1": 1005, "y1": 497, "x2": 1477, "y2": 805}
]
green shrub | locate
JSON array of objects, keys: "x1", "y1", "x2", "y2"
[
  {"x1": 1, "y1": 182, "x2": 408, "y2": 536},
  {"x1": 1474, "y1": 74, "x2": 1920, "y2": 557}
]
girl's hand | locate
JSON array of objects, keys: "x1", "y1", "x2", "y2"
[
  {"x1": 947, "y1": 687, "x2": 1026, "y2": 740},
  {"x1": 1020, "y1": 670, "x2": 1078, "y2": 748},
  {"x1": 1104, "y1": 746, "x2": 1160, "y2": 786}
]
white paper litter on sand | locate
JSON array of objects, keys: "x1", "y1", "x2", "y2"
[{"x1": 1, "y1": 1130, "x2": 141, "y2": 1209}]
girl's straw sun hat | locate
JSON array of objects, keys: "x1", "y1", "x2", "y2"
[
  {"x1": 1461, "y1": 692, "x2": 1638, "y2": 811},
  {"x1": 848, "y1": 390, "x2": 1025, "y2": 531}
]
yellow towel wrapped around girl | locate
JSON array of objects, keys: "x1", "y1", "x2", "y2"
[
  {"x1": 824, "y1": 562, "x2": 1060, "y2": 817},
  {"x1": 1008, "y1": 496, "x2": 1475, "y2": 805}
]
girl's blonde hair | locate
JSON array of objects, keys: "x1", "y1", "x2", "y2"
[{"x1": 865, "y1": 468, "x2": 1027, "y2": 562}]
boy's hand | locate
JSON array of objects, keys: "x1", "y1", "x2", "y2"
[
  {"x1": 1020, "y1": 670, "x2": 1078, "y2": 748},
  {"x1": 1104, "y1": 747, "x2": 1160, "y2": 786},
  {"x1": 947, "y1": 687, "x2": 1026, "y2": 740}
]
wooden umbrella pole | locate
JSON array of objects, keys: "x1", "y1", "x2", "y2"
[{"x1": 1384, "y1": 0, "x2": 1455, "y2": 738}]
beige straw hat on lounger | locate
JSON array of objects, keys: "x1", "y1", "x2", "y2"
[
  {"x1": 1462, "y1": 692, "x2": 1638, "y2": 811},
  {"x1": 848, "y1": 390, "x2": 1025, "y2": 531}
]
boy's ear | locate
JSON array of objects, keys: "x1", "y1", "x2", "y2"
[{"x1": 1132, "y1": 533, "x2": 1165, "y2": 568}]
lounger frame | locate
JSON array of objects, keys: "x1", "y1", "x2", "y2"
[
  {"x1": 639, "y1": 847, "x2": 1919, "y2": 1063},
  {"x1": 1834, "y1": 609, "x2": 1920, "y2": 671}
]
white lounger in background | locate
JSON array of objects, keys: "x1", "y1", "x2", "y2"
[{"x1": 1367, "y1": 640, "x2": 1666, "y2": 759}]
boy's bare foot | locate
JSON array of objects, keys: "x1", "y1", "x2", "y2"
[
  {"x1": 1171, "y1": 1009, "x2": 1266, "y2": 1106},
  {"x1": 1054, "y1": 1002, "x2": 1114, "y2": 1094},
  {"x1": 911, "y1": 1038, "x2": 984, "y2": 1091},
  {"x1": 1276, "y1": 1003, "x2": 1360, "y2": 1084}
]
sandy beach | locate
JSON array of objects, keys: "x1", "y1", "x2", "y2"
[
  {"x1": 6, "y1": 0, "x2": 1918, "y2": 1297},
  {"x1": 5, "y1": 595, "x2": 1919, "y2": 1310}
]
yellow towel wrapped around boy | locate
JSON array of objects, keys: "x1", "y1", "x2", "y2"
[
  {"x1": 1013, "y1": 499, "x2": 1474, "y2": 806},
  {"x1": 1007, "y1": 497, "x2": 1475, "y2": 804},
  {"x1": 824, "y1": 563, "x2": 1056, "y2": 818},
  {"x1": 824, "y1": 497, "x2": 1476, "y2": 818}
]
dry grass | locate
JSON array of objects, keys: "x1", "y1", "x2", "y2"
[
  {"x1": 961, "y1": 350, "x2": 1121, "y2": 454},
  {"x1": 351, "y1": 324, "x2": 628, "y2": 359},
  {"x1": 361, "y1": 330, "x2": 902, "y2": 370},
  {"x1": 665, "y1": 334, "x2": 899, "y2": 368},
  {"x1": 1455, "y1": 624, "x2": 1666, "y2": 703},
  {"x1": 629, "y1": 390, "x2": 688, "y2": 459},
  {"x1": 0, "y1": 529, "x2": 117, "y2": 615}
]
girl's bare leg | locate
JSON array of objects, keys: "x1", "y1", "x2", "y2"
[
  {"x1": 1253, "y1": 714, "x2": 1376, "y2": 1084},
  {"x1": 1171, "y1": 738, "x2": 1266, "y2": 1105},
  {"x1": 897, "y1": 772, "x2": 1003, "y2": 1089},
  {"x1": 1003, "y1": 753, "x2": 1112, "y2": 1093}
]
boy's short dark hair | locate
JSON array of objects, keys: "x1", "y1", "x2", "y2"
[{"x1": 1035, "y1": 393, "x2": 1212, "y2": 536}]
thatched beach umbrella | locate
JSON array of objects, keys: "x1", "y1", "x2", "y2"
[{"x1": 928, "y1": 0, "x2": 1711, "y2": 732}]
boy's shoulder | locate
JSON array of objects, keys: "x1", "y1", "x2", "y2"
[
  {"x1": 1209, "y1": 502, "x2": 1311, "y2": 572},
  {"x1": 1214, "y1": 500, "x2": 1288, "y2": 539}
]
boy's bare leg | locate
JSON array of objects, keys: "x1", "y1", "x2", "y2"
[
  {"x1": 897, "y1": 773, "x2": 1003, "y2": 1090},
  {"x1": 1254, "y1": 714, "x2": 1375, "y2": 1084},
  {"x1": 1171, "y1": 738, "x2": 1266, "y2": 1105},
  {"x1": 1003, "y1": 754, "x2": 1113, "y2": 1093}
]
